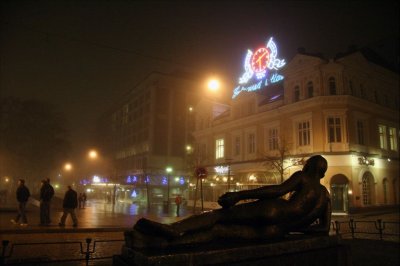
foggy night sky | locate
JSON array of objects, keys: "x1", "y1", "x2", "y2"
[{"x1": 0, "y1": 1, "x2": 398, "y2": 156}]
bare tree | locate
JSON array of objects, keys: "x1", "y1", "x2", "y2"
[{"x1": 263, "y1": 137, "x2": 304, "y2": 183}]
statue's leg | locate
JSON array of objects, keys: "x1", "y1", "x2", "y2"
[
  {"x1": 133, "y1": 209, "x2": 224, "y2": 238},
  {"x1": 170, "y1": 210, "x2": 224, "y2": 233},
  {"x1": 169, "y1": 200, "x2": 285, "y2": 235}
]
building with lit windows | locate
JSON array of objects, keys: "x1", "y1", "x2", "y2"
[
  {"x1": 97, "y1": 71, "x2": 201, "y2": 205},
  {"x1": 192, "y1": 43, "x2": 399, "y2": 213}
]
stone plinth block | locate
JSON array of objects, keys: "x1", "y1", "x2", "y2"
[{"x1": 113, "y1": 235, "x2": 351, "y2": 266}]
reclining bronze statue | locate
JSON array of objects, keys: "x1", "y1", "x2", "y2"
[{"x1": 128, "y1": 155, "x2": 331, "y2": 248}]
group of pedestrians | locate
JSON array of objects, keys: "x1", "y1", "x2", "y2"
[{"x1": 11, "y1": 178, "x2": 83, "y2": 227}]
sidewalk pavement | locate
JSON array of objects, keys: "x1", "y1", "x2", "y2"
[
  {"x1": 1, "y1": 198, "x2": 189, "y2": 234},
  {"x1": 0, "y1": 199, "x2": 191, "y2": 265}
]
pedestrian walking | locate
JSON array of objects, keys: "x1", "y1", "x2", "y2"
[
  {"x1": 82, "y1": 192, "x2": 87, "y2": 208},
  {"x1": 59, "y1": 186, "x2": 78, "y2": 227},
  {"x1": 78, "y1": 193, "x2": 83, "y2": 209},
  {"x1": 11, "y1": 179, "x2": 30, "y2": 226},
  {"x1": 39, "y1": 178, "x2": 54, "y2": 225},
  {"x1": 175, "y1": 195, "x2": 182, "y2": 217}
]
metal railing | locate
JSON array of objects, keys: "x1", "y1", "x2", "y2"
[
  {"x1": 331, "y1": 219, "x2": 400, "y2": 241},
  {"x1": 1, "y1": 237, "x2": 124, "y2": 265}
]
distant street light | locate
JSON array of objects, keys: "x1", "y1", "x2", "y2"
[
  {"x1": 88, "y1": 150, "x2": 98, "y2": 159},
  {"x1": 64, "y1": 163, "x2": 72, "y2": 171},
  {"x1": 166, "y1": 167, "x2": 173, "y2": 208}
]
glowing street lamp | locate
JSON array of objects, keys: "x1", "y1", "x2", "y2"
[
  {"x1": 207, "y1": 78, "x2": 220, "y2": 92},
  {"x1": 64, "y1": 163, "x2": 72, "y2": 171},
  {"x1": 166, "y1": 167, "x2": 173, "y2": 208},
  {"x1": 88, "y1": 150, "x2": 98, "y2": 159},
  {"x1": 166, "y1": 166, "x2": 173, "y2": 174}
]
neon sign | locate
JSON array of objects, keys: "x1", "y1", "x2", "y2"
[
  {"x1": 233, "y1": 37, "x2": 285, "y2": 99},
  {"x1": 214, "y1": 166, "x2": 229, "y2": 174}
]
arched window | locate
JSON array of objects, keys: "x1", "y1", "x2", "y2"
[
  {"x1": 329, "y1": 77, "x2": 336, "y2": 95},
  {"x1": 294, "y1": 86, "x2": 300, "y2": 102},
  {"x1": 362, "y1": 174, "x2": 373, "y2": 205},
  {"x1": 307, "y1": 81, "x2": 314, "y2": 98}
]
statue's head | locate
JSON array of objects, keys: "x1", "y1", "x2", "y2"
[{"x1": 303, "y1": 155, "x2": 328, "y2": 178}]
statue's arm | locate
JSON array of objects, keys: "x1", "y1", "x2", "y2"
[
  {"x1": 218, "y1": 171, "x2": 302, "y2": 208},
  {"x1": 293, "y1": 189, "x2": 331, "y2": 235}
]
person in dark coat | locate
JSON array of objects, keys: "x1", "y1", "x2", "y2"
[
  {"x1": 175, "y1": 195, "x2": 182, "y2": 217},
  {"x1": 11, "y1": 179, "x2": 30, "y2": 226},
  {"x1": 59, "y1": 186, "x2": 78, "y2": 227},
  {"x1": 39, "y1": 178, "x2": 54, "y2": 225}
]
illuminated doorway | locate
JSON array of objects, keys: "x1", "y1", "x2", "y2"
[{"x1": 330, "y1": 174, "x2": 349, "y2": 213}]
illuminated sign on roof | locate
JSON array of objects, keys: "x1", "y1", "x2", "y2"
[{"x1": 233, "y1": 37, "x2": 285, "y2": 99}]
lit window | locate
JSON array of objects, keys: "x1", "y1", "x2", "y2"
[
  {"x1": 248, "y1": 133, "x2": 256, "y2": 154},
  {"x1": 298, "y1": 121, "x2": 310, "y2": 146},
  {"x1": 329, "y1": 77, "x2": 336, "y2": 95},
  {"x1": 268, "y1": 128, "x2": 279, "y2": 150},
  {"x1": 215, "y1": 139, "x2": 224, "y2": 159},
  {"x1": 356, "y1": 120, "x2": 365, "y2": 145},
  {"x1": 328, "y1": 117, "x2": 342, "y2": 143},
  {"x1": 362, "y1": 175, "x2": 371, "y2": 205},
  {"x1": 388, "y1": 127, "x2": 398, "y2": 151},
  {"x1": 378, "y1": 125, "x2": 387, "y2": 149}
]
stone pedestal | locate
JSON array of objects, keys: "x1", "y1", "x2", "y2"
[{"x1": 113, "y1": 235, "x2": 351, "y2": 266}]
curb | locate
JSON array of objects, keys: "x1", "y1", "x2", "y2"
[{"x1": 0, "y1": 226, "x2": 131, "y2": 234}]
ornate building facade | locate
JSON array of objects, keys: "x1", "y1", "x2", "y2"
[{"x1": 192, "y1": 49, "x2": 399, "y2": 213}]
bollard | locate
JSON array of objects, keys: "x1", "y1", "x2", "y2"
[
  {"x1": 85, "y1": 238, "x2": 92, "y2": 266},
  {"x1": 1, "y1": 240, "x2": 9, "y2": 266},
  {"x1": 348, "y1": 219, "x2": 356, "y2": 239},
  {"x1": 374, "y1": 219, "x2": 385, "y2": 240}
]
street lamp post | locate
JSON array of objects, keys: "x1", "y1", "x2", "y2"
[
  {"x1": 225, "y1": 158, "x2": 232, "y2": 192},
  {"x1": 166, "y1": 167, "x2": 173, "y2": 210},
  {"x1": 63, "y1": 162, "x2": 73, "y2": 189},
  {"x1": 145, "y1": 173, "x2": 150, "y2": 210}
]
